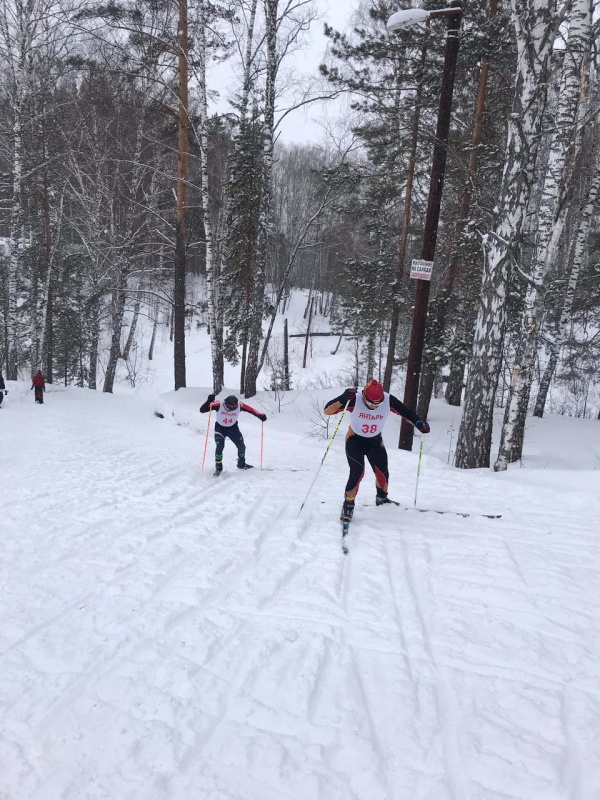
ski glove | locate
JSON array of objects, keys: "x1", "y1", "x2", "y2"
[
  {"x1": 415, "y1": 419, "x2": 430, "y2": 434},
  {"x1": 207, "y1": 393, "x2": 216, "y2": 403},
  {"x1": 343, "y1": 388, "x2": 357, "y2": 404},
  {"x1": 258, "y1": 413, "x2": 267, "y2": 422}
]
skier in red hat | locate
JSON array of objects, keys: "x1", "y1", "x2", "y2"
[{"x1": 324, "y1": 379, "x2": 430, "y2": 521}]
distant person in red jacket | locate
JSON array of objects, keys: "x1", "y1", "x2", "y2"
[{"x1": 32, "y1": 370, "x2": 45, "y2": 404}]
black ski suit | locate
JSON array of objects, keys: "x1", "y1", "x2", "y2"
[
  {"x1": 200, "y1": 397, "x2": 266, "y2": 468},
  {"x1": 324, "y1": 389, "x2": 423, "y2": 502}
]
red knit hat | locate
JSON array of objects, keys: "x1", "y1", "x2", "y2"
[{"x1": 364, "y1": 380, "x2": 384, "y2": 403}]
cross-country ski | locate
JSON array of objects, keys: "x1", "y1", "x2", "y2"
[{"x1": 341, "y1": 520, "x2": 350, "y2": 554}]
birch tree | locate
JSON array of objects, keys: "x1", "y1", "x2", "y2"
[
  {"x1": 223, "y1": 0, "x2": 318, "y2": 397},
  {"x1": 242, "y1": 0, "x2": 278, "y2": 398},
  {"x1": 454, "y1": 0, "x2": 562, "y2": 469},
  {"x1": 75, "y1": 0, "x2": 195, "y2": 390},
  {"x1": 190, "y1": 0, "x2": 226, "y2": 392},
  {"x1": 0, "y1": 0, "x2": 73, "y2": 378},
  {"x1": 533, "y1": 159, "x2": 600, "y2": 417},
  {"x1": 417, "y1": 0, "x2": 509, "y2": 419},
  {"x1": 494, "y1": 0, "x2": 591, "y2": 470}
]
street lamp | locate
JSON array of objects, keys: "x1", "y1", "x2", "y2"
[{"x1": 388, "y1": 1, "x2": 463, "y2": 451}]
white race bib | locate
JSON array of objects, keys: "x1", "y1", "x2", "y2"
[
  {"x1": 349, "y1": 392, "x2": 390, "y2": 437},
  {"x1": 216, "y1": 403, "x2": 240, "y2": 427}
]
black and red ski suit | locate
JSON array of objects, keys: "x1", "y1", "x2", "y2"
[{"x1": 324, "y1": 389, "x2": 422, "y2": 502}]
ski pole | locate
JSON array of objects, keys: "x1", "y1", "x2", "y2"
[
  {"x1": 260, "y1": 420, "x2": 264, "y2": 470},
  {"x1": 413, "y1": 436, "x2": 424, "y2": 508},
  {"x1": 297, "y1": 401, "x2": 349, "y2": 517},
  {"x1": 201, "y1": 407, "x2": 213, "y2": 474}
]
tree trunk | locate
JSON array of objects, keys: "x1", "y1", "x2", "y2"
[
  {"x1": 148, "y1": 301, "x2": 159, "y2": 361},
  {"x1": 6, "y1": 104, "x2": 23, "y2": 380},
  {"x1": 244, "y1": 0, "x2": 278, "y2": 398},
  {"x1": 122, "y1": 295, "x2": 141, "y2": 362},
  {"x1": 198, "y1": 1, "x2": 223, "y2": 392},
  {"x1": 37, "y1": 124, "x2": 60, "y2": 383},
  {"x1": 240, "y1": 334, "x2": 248, "y2": 394},
  {"x1": 454, "y1": 0, "x2": 559, "y2": 469},
  {"x1": 283, "y1": 317, "x2": 290, "y2": 390},
  {"x1": 239, "y1": 0, "x2": 259, "y2": 122},
  {"x1": 494, "y1": 0, "x2": 591, "y2": 470},
  {"x1": 173, "y1": 0, "x2": 189, "y2": 390},
  {"x1": 44, "y1": 283, "x2": 53, "y2": 384},
  {"x1": 103, "y1": 269, "x2": 127, "y2": 393},
  {"x1": 366, "y1": 334, "x2": 375, "y2": 382},
  {"x1": 88, "y1": 299, "x2": 100, "y2": 390},
  {"x1": 417, "y1": 365, "x2": 435, "y2": 420},
  {"x1": 534, "y1": 164, "x2": 600, "y2": 416},
  {"x1": 302, "y1": 296, "x2": 314, "y2": 368},
  {"x1": 445, "y1": 353, "x2": 464, "y2": 406}
]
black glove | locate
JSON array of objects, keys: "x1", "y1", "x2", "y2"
[
  {"x1": 343, "y1": 387, "x2": 357, "y2": 404},
  {"x1": 207, "y1": 393, "x2": 216, "y2": 403},
  {"x1": 415, "y1": 419, "x2": 430, "y2": 434},
  {"x1": 258, "y1": 413, "x2": 267, "y2": 422}
]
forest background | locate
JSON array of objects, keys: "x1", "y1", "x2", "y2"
[{"x1": 0, "y1": 0, "x2": 599, "y2": 470}]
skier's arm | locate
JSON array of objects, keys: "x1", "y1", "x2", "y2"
[
  {"x1": 389, "y1": 394, "x2": 430, "y2": 432},
  {"x1": 324, "y1": 388, "x2": 356, "y2": 416},
  {"x1": 200, "y1": 394, "x2": 219, "y2": 413},
  {"x1": 240, "y1": 402, "x2": 267, "y2": 421}
]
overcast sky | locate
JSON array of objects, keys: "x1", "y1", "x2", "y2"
[{"x1": 207, "y1": 0, "x2": 356, "y2": 145}]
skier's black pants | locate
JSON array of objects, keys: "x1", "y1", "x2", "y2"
[
  {"x1": 214, "y1": 421, "x2": 245, "y2": 463},
  {"x1": 344, "y1": 433, "x2": 389, "y2": 501},
  {"x1": 34, "y1": 388, "x2": 44, "y2": 403},
  {"x1": 0, "y1": 391, "x2": 3, "y2": 406}
]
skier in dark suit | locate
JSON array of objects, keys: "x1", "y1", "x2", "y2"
[
  {"x1": 324, "y1": 379, "x2": 430, "y2": 520},
  {"x1": 200, "y1": 393, "x2": 267, "y2": 474}
]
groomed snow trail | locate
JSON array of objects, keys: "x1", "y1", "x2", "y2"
[{"x1": 1, "y1": 388, "x2": 599, "y2": 800}]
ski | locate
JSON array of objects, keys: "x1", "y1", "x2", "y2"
[
  {"x1": 362, "y1": 501, "x2": 501, "y2": 519},
  {"x1": 259, "y1": 468, "x2": 309, "y2": 472},
  {"x1": 341, "y1": 520, "x2": 350, "y2": 554},
  {"x1": 410, "y1": 508, "x2": 502, "y2": 519}
]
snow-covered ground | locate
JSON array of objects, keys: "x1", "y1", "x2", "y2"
[{"x1": 2, "y1": 307, "x2": 600, "y2": 799}]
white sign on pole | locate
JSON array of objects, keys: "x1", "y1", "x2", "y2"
[{"x1": 410, "y1": 258, "x2": 433, "y2": 281}]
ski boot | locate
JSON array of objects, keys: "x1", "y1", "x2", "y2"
[
  {"x1": 237, "y1": 458, "x2": 254, "y2": 470},
  {"x1": 214, "y1": 462, "x2": 223, "y2": 477},
  {"x1": 340, "y1": 499, "x2": 355, "y2": 521},
  {"x1": 376, "y1": 493, "x2": 393, "y2": 507}
]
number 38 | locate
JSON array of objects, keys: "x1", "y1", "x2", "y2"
[{"x1": 361, "y1": 423, "x2": 378, "y2": 434}]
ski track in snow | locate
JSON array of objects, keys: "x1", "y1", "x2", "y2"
[{"x1": 1, "y1": 389, "x2": 600, "y2": 799}]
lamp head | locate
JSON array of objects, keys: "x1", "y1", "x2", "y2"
[{"x1": 386, "y1": 8, "x2": 430, "y2": 31}]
